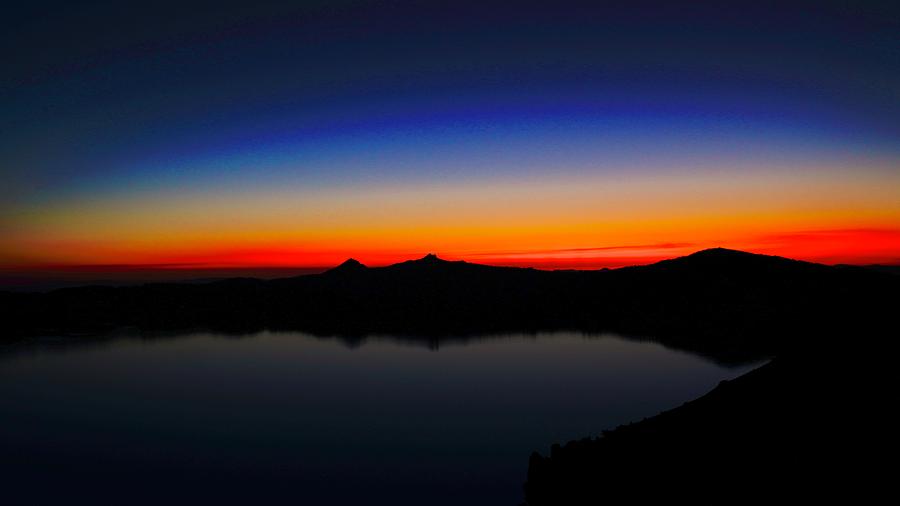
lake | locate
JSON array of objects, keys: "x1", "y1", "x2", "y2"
[{"x1": 0, "y1": 331, "x2": 757, "y2": 505}]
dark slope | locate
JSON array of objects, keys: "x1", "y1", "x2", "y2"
[
  {"x1": 3, "y1": 248, "x2": 896, "y2": 363},
  {"x1": 523, "y1": 350, "x2": 890, "y2": 504},
  {"x1": 525, "y1": 359, "x2": 798, "y2": 503},
  {"x1": 522, "y1": 251, "x2": 897, "y2": 504}
]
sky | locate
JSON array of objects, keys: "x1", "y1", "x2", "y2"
[{"x1": 2, "y1": 0, "x2": 899, "y2": 283}]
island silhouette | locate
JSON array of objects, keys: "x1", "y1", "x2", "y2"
[{"x1": 3, "y1": 248, "x2": 895, "y2": 503}]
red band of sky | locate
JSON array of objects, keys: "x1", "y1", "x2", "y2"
[{"x1": 6, "y1": 228, "x2": 899, "y2": 273}]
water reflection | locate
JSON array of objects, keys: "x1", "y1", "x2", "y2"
[
  {"x1": 0, "y1": 330, "x2": 759, "y2": 505},
  {"x1": 1, "y1": 328, "x2": 761, "y2": 363}
]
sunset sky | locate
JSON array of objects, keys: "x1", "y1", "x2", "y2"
[{"x1": 2, "y1": 1, "x2": 898, "y2": 283}]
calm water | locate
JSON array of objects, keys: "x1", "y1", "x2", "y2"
[{"x1": 0, "y1": 331, "x2": 756, "y2": 505}]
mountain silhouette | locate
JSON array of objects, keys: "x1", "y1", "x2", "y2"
[{"x1": 325, "y1": 257, "x2": 368, "y2": 275}]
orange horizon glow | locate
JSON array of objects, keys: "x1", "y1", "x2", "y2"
[
  {"x1": 4, "y1": 166, "x2": 899, "y2": 276},
  {"x1": 4, "y1": 229, "x2": 899, "y2": 276}
]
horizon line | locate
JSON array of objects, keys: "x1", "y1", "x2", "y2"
[{"x1": 4, "y1": 247, "x2": 899, "y2": 274}]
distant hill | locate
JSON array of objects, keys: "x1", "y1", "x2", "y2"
[{"x1": 852, "y1": 264, "x2": 900, "y2": 276}]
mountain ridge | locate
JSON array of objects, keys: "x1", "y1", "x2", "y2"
[
  {"x1": 320, "y1": 248, "x2": 795, "y2": 276},
  {"x1": 4, "y1": 247, "x2": 896, "y2": 365}
]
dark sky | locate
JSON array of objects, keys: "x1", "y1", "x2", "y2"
[{"x1": 2, "y1": 0, "x2": 899, "y2": 271}]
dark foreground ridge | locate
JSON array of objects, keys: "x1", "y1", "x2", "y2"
[
  {"x1": 522, "y1": 253, "x2": 896, "y2": 503},
  {"x1": 2, "y1": 248, "x2": 896, "y2": 502},
  {"x1": 523, "y1": 355, "x2": 889, "y2": 503}
]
